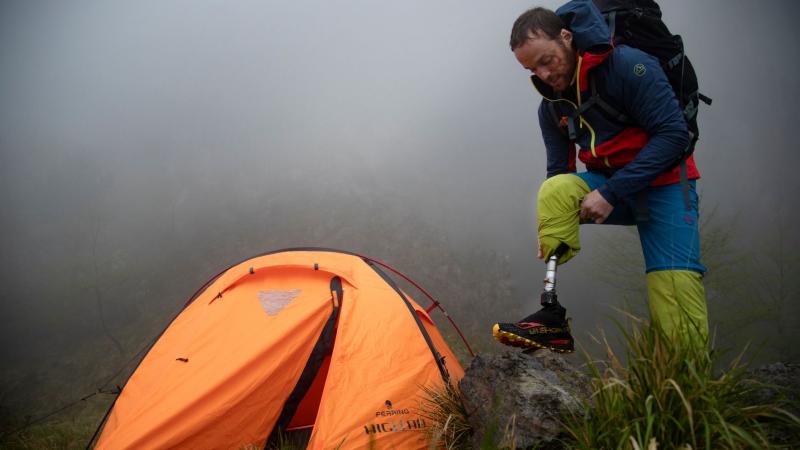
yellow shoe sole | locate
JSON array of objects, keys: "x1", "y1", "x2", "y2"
[{"x1": 492, "y1": 323, "x2": 574, "y2": 354}]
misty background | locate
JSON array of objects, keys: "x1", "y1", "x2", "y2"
[{"x1": 1, "y1": 0, "x2": 799, "y2": 428}]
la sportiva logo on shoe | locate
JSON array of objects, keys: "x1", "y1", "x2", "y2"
[{"x1": 528, "y1": 326, "x2": 567, "y2": 335}]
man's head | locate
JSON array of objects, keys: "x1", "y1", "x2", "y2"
[{"x1": 510, "y1": 7, "x2": 576, "y2": 92}]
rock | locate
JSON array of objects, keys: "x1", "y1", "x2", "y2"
[
  {"x1": 747, "y1": 362, "x2": 800, "y2": 446},
  {"x1": 459, "y1": 350, "x2": 591, "y2": 449},
  {"x1": 745, "y1": 362, "x2": 799, "y2": 414},
  {"x1": 749, "y1": 362, "x2": 800, "y2": 403}
]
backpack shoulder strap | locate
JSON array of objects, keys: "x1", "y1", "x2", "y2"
[
  {"x1": 587, "y1": 74, "x2": 633, "y2": 124},
  {"x1": 571, "y1": 72, "x2": 635, "y2": 127}
]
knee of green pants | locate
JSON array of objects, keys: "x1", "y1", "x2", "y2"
[
  {"x1": 646, "y1": 270, "x2": 709, "y2": 347},
  {"x1": 537, "y1": 174, "x2": 590, "y2": 265}
]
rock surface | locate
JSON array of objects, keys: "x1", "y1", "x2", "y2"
[
  {"x1": 749, "y1": 362, "x2": 800, "y2": 406},
  {"x1": 748, "y1": 362, "x2": 800, "y2": 446},
  {"x1": 459, "y1": 350, "x2": 591, "y2": 449}
]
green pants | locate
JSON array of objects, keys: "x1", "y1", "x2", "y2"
[{"x1": 537, "y1": 173, "x2": 709, "y2": 346}]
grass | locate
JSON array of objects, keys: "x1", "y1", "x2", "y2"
[
  {"x1": 562, "y1": 314, "x2": 800, "y2": 449},
  {"x1": 420, "y1": 315, "x2": 800, "y2": 450},
  {"x1": 0, "y1": 415, "x2": 100, "y2": 450},
  {"x1": 0, "y1": 398, "x2": 112, "y2": 450},
  {"x1": 418, "y1": 381, "x2": 472, "y2": 449}
]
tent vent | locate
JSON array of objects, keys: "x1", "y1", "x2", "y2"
[{"x1": 258, "y1": 289, "x2": 301, "y2": 316}]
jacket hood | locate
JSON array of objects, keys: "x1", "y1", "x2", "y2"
[
  {"x1": 531, "y1": 0, "x2": 613, "y2": 98},
  {"x1": 556, "y1": 0, "x2": 612, "y2": 54}
]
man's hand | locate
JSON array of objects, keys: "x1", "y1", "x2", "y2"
[{"x1": 580, "y1": 190, "x2": 614, "y2": 224}]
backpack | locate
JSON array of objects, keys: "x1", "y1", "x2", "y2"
[
  {"x1": 568, "y1": 0, "x2": 712, "y2": 217},
  {"x1": 590, "y1": 0, "x2": 712, "y2": 152}
]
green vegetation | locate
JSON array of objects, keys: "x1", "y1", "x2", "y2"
[
  {"x1": 563, "y1": 316, "x2": 800, "y2": 449},
  {"x1": 418, "y1": 381, "x2": 472, "y2": 449},
  {"x1": 0, "y1": 402, "x2": 108, "y2": 450},
  {"x1": 0, "y1": 422, "x2": 87, "y2": 450},
  {"x1": 421, "y1": 316, "x2": 800, "y2": 449}
]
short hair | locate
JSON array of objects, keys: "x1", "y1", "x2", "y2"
[{"x1": 509, "y1": 7, "x2": 565, "y2": 50}]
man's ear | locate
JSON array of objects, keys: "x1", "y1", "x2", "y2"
[{"x1": 560, "y1": 28, "x2": 573, "y2": 45}]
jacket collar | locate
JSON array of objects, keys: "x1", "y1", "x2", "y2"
[{"x1": 576, "y1": 48, "x2": 613, "y2": 91}]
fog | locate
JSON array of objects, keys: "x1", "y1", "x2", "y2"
[{"x1": 1, "y1": 0, "x2": 799, "y2": 425}]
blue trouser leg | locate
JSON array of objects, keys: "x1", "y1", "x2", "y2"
[{"x1": 573, "y1": 171, "x2": 706, "y2": 274}]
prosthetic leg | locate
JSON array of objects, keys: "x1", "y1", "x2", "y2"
[
  {"x1": 492, "y1": 173, "x2": 584, "y2": 353},
  {"x1": 493, "y1": 253, "x2": 574, "y2": 353}
]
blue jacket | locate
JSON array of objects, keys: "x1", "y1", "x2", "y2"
[{"x1": 533, "y1": 0, "x2": 697, "y2": 206}]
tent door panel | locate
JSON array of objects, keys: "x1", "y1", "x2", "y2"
[
  {"x1": 287, "y1": 354, "x2": 331, "y2": 429},
  {"x1": 264, "y1": 276, "x2": 343, "y2": 448}
]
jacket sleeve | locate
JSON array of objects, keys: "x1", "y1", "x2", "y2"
[
  {"x1": 596, "y1": 49, "x2": 690, "y2": 206},
  {"x1": 538, "y1": 101, "x2": 575, "y2": 178}
]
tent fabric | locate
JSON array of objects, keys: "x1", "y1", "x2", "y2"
[{"x1": 94, "y1": 249, "x2": 464, "y2": 450}]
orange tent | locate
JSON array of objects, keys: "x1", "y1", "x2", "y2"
[{"x1": 93, "y1": 248, "x2": 465, "y2": 450}]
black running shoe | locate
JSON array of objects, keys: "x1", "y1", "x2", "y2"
[{"x1": 493, "y1": 304, "x2": 574, "y2": 353}]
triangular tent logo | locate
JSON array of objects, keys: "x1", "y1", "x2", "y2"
[{"x1": 258, "y1": 289, "x2": 301, "y2": 316}]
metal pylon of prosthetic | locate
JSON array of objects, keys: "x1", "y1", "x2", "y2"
[{"x1": 540, "y1": 254, "x2": 560, "y2": 307}]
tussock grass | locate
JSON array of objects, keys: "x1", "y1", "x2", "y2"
[
  {"x1": 418, "y1": 381, "x2": 472, "y2": 449},
  {"x1": 563, "y1": 315, "x2": 800, "y2": 449}
]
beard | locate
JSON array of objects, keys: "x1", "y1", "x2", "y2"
[{"x1": 550, "y1": 41, "x2": 576, "y2": 91}]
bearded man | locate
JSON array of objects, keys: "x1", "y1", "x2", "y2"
[{"x1": 493, "y1": 1, "x2": 709, "y2": 353}]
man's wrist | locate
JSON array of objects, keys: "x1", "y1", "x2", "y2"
[{"x1": 597, "y1": 184, "x2": 618, "y2": 206}]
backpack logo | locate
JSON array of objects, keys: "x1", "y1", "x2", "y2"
[{"x1": 633, "y1": 63, "x2": 646, "y2": 77}]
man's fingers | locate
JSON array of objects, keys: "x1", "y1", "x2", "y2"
[
  {"x1": 578, "y1": 191, "x2": 612, "y2": 224},
  {"x1": 580, "y1": 204, "x2": 595, "y2": 222}
]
